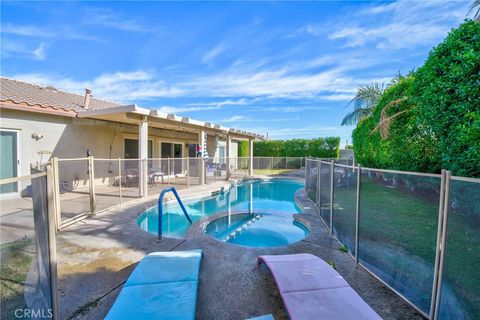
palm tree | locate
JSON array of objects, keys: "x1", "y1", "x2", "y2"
[
  {"x1": 341, "y1": 83, "x2": 385, "y2": 126},
  {"x1": 468, "y1": 0, "x2": 480, "y2": 21}
]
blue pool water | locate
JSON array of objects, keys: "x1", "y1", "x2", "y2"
[
  {"x1": 137, "y1": 179, "x2": 303, "y2": 239},
  {"x1": 205, "y1": 213, "x2": 309, "y2": 247}
]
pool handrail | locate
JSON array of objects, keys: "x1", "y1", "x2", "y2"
[{"x1": 158, "y1": 186, "x2": 192, "y2": 241}]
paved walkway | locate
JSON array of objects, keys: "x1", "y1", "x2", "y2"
[{"x1": 52, "y1": 178, "x2": 425, "y2": 320}]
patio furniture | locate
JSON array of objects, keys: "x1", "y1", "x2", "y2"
[
  {"x1": 105, "y1": 249, "x2": 203, "y2": 320},
  {"x1": 148, "y1": 169, "x2": 164, "y2": 186},
  {"x1": 258, "y1": 253, "x2": 381, "y2": 320}
]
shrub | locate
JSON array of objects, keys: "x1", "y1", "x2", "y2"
[
  {"x1": 237, "y1": 140, "x2": 249, "y2": 157},
  {"x1": 253, "y1": 137, "x2": 340, "y2": 158},
  {"x1": 353, "y1": 20, "x2": 480, "y2": 178}
]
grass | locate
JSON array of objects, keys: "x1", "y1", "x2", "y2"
[
  {"x1": 0, "y1": 238, "x2": 34, "y2": 319},
  {"x1": 253, "y1": 169, "x2": 297, "y2": 175},
  {"x1": 329, "y1": 177, "x2": 479, "y2": 318}
]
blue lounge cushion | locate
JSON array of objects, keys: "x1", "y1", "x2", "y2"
[
  {"x1": 125, "y1": 250, "x2": 202, "y2": 286},
  {"x1": 106, "y1": 250, "x2": 203, "y2": 320},
  {"x1": 106, "y1": 282, "x2": 197, "y2": 320}
]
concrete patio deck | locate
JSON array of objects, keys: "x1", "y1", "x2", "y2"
[{"x1": 53, "y1": 178, "x2": 426, "y2": 320}]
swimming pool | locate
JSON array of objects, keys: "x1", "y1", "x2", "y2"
[{"x1": 137, "y1": 179, "x2": 303, "y2": 238}]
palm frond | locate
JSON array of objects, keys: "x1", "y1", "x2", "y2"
[
  {"x1": 341, "y1": 108, "x2": 372, "y2": 126},
  {"x1": 468, "y1": 0, "x2": 480, "y2": 19},
  {"x1": 342, "y1": 83, "x2": 385, "y2": 126}
]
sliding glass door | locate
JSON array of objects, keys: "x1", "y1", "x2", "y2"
[
  {"x1": 160, "y1": 142, "x2": 183, "y2": 174},
  {"x1": 0, "y1": 130, "x2": 19, "y2": 195}
]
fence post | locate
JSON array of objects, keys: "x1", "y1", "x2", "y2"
[
  {"x1": 88, "y1": 155, "x2": 96, "y2": 213},
  {"x1": 355, "y1": 165, "x2": 361, "y2": 263},
  {"x1": 329, "y1": 160, "x2": 334, "y2": 235},
  {"x1": 51, "y1": 157, "x2": 61, "y2": 230},
  {"x1": 431, "y1": 169, "x2": 450, "y2": 320},
  {"x1": 118, "y1": 158, "x2": 123, "y2": 204},
  {"x1": 304, "y1": 158, "x2": 308, "y2": 188},
  {"x1": 186, "y1": 157, "x2": 190, "y2": 188},
  {"x1": 46, "y1": 164, "x2": 59, "y2": 319},
  {"x1": 167, "y1": 158, "x2": 171, "y2": 185},
  {"x1": 316, "y1": 159, "x2": 321, "y2": 213}
]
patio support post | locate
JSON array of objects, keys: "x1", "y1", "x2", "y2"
[
  {"x1": 329, "y1": 160, "x2": 334, "y2": 235},
  {"x1": 198, "y1": 129, "x2": 205, "y2": 185},
  {"x1": 88, "y1": 155, "x2": 96, "y2": 213},
  {"x1": 139, "y1": 117, "x2": 148, "y2": 197},
  {"x1": 355, "y1": 165, "x2": 361, "y2": 263},
  {"x1": 226, "y1": 135, "x2": 231, "y2": 180},
  {"x1": 431, "y1": 169, "x2": 449, "y2": 320},
  {"x1": 248, "y1": 139, "x2": 254, "y2": 176}
]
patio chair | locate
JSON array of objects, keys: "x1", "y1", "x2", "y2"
[
  {"x1": 105, "y1": 250, "x2": 203, "y2": 320},
  {"x1": 258, "y1": 253, "x2": 381, "y2": 320},
  {"x1": 148, "y1": 169, "x2": 165, "y2": 186}
]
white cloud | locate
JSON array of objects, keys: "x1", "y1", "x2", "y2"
[
  {"x1": 202, "y1": 44, "x2": 227, "y2": 64},
  {"x1": 186, "y1": 98, "x2": 249, "y2": 107},
  {"x1": 32, "y1": 42, "x2": 47, "y2": 60},
  {"x1": 181, "y1": 65, "x2": 388, "y2": 100},
  {"x1": 12, "y1": 71, "x2": 183, "y2": 103},
  {"x1": 261, "y1": 106, "x2": 331, "y2": 113},
  {"x1": 84, "y1": 8, "x2": 154, "y2": 32},
  {"x1": 1, "y1": 23, "x2": 103, "y2": 42},
  {"x1": 222, "y1": 115, "x2": 249, "y2": 122},
  {"x1": 330, "y1": 0, "x2": 470, "y2": 50},
  {"x1": 2, "y1": 41, "x2": 47, "y2": 60},
  {"x1": 157, "y1": 105, "x2": 221, "y2": 113},
  {"x1": 157, "y1": 98, "x2": 250, "y2": 114}
]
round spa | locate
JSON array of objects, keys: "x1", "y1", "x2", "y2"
[{"x1": 204, "y1": 212, "x2": 309, "y2": 247}]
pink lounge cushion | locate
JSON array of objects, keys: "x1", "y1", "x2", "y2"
[
  {"x1": 258, "y1": 254, "x2": 349, "y2": 293},
  {"x1": 282, "y1": 287, "x2": 382, "y2": 320},
  {"x1": 258, "y1": 254, "x2": 381, "y2": 320}
]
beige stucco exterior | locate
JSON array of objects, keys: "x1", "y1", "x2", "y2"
[{"x1": 0, "y1": 108, "x2": 239, "y2": 193}]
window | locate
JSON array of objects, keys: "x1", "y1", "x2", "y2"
[
  {"x1": 124, "y1": 139, "x2": 153, "y2": 159},
  {"x1": 219, "y1": 146, "x2": 226, "y2": 164}
]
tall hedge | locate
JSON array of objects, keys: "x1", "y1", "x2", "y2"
[
  {"x1": 238, "y1": 140, "x2": 249, "y2": 157},
  {"x1": 353, "y1": 20, "x2": 480, "y2": 178},
  {"x1": 253, "y1": 137, "x2": 340, "y2": 158}
]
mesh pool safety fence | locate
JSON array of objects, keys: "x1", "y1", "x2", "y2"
[{"x1": 305, "y1": 160, "x2": 480, "y2": 320}]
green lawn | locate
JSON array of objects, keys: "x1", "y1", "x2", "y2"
[
  {"x1": 1, "y1": 238, "x2": 34, "y2": 319},
  {"x1": 330, "y1": 177, "x2": 479, "y2": 318}
]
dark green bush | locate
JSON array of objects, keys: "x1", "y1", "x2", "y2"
[
  {"x1": 353, "y1": 20, "x2": 480, "y2": 178},
  {"x1": 253, "y1": 137, "x2": 340, "y2": 158}
]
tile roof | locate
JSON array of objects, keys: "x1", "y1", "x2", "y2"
[{"x1": 0, "y1": 77, "x2": 121, "y2": 113}]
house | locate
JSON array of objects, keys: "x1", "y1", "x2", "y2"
[{"x1": 0, "y1": 77, "x2": 263, "y2": 197}]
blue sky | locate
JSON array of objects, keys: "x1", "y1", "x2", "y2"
[{"x1": 1, "y1": 1, "x2": 473, "y2": 146}]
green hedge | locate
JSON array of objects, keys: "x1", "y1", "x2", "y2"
[
  {"x1": 353, "y1": 20, "x2": 480, "y2": 178},
  {"x1": 237, "y1": 140, "x2": 249, "y2": 157},
  {"x1": 253, "y1": 137, "x2": 340, "y2": 158}
]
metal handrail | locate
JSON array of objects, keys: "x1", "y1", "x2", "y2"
[{"x1": 157, "y1": 186, "x2": 192, "y2": 241}]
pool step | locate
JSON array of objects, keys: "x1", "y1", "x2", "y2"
[{"x1": 223, "y1": 214, "x2": 263, "y2": 242}]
